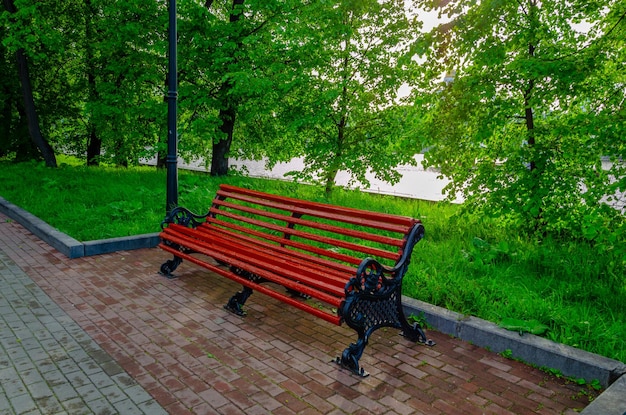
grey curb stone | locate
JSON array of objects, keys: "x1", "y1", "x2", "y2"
[
  {"x1": 579, "y1": 375, "x2": 626, "y2": 415},
  {"x1": 403, "y1": 296, "x2": 626, "y2": 388},
  {"x1": 83, "y1": 233, "x2": 160, "y2": 256},
  {"x1": 0, "y1": 196, "x2": 159, "y2": 258}
]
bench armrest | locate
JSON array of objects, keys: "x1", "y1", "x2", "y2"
[
  {"x1": 394, "y1": 222, "x2": 425, "y2": 275},
  {"x1": 345, "y1": 223, "x2": 424, "y2": 296},
  {"x1": 161, "y1": 206, "x2": 209, "y2": 229}
]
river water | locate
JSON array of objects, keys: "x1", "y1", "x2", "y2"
[
  {"x1": 147, "y1": 155, "x2": 624, "y2": 212},
  {"x1": 154, "y1": 154, "x2": 462, "y2": 203}
]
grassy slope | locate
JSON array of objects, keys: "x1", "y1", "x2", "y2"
[{"x1": 1, "y1": 157, "x2": 624, "y2": 365}]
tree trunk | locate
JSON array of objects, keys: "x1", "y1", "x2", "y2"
[
  {"x1": 524, "y1": 101, "x2": 536, "y2": 171},
  {"x1": 211, "y1": 106, "x2": 235, "y2": 176},
  {"x1": 325, "y1": 104, "x2": 347, "y2": 196},
  {"x1": 85, "y1": 69, "x2": 101, "y2": 166},
  {"x1": 324, "y1": 168, "x2": 339, "y2": 196},
  {"x1": 524, "y1": 2, "x2": 543, "y2": 230},
  {"x1": 15, "y1": 48, "x2": 57, "y2": 167},
  {"x1": 13, "y1": 104, "x2": 39, "y2": 161},
  {"x1": 156, "y1": 151, "x2": 167, "y2": 169},
  {"x1": 525, "y1": 0, "x2": 537, "y2": 172},
  {"x1": 524, "y1": 43, "x2": 536, "y2": 172},
  {"x1": 4, "y1": 0, "x2": 57, "y2": 167},
  {"x1": 85, "y1": 75, "x2": 101, "y2": 164},
  {"x1": 86, "y1": 126, "x2": 101, "y2": 166},
  {"x1": 208, "y1": 0, "x2": 244, "y2": 177}
]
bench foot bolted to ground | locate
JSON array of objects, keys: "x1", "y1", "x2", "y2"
[{"x1": 158, "y1": 184, "x2": 435, "y2": 377}]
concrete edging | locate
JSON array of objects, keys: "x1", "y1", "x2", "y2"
[
  {"x1": 0, "y1": 196, "x2": 159, "y2": 258},
  {"x1": 578, "y1": 375, "x2": 626, "y2": 414}
]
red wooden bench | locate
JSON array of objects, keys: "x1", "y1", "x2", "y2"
[{"x1": 158, "y1": 184, "x2": 434, "y2": 377}]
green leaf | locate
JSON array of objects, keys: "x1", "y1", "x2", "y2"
[{"x1": 499, "y1": 318, "x2": 550, "y2": 336}]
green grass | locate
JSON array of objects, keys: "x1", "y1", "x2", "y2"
[{"x1": 1, "y1": 156, "x2": 625, "y2": 366}]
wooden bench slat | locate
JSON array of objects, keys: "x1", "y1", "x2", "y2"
[
  {"x1": 211, "y1": 198, "x2": 406, "y2": 248},
  {"x1": 219, "y1": 184, "x2": 415, "y2": 225},
  {"x1": 159, "y1": 236, "x2": 345, "y2": 306},
  {"x1": 207, "y1": 208, "x2": 401, "y2": 262},
  {"x1": 217, "y1": 186, "x2": 416, "y2": 233},
  {"x1": 173, "y1": 224, "x2": 353, "y2": 291},
  {"x1": 162, "y1": 226, "x2": 347, "y2": 299},
  {"x1": 195, "y1": 223, "x2": 357, "y2": 275},
  {"x1": 209, "y1": 236, "x2": 349, "y2": 295},
  {"x1": 204, "y1": 218, "x2": 365, "y2": 267}
]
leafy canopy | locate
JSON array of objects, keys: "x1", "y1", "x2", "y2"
[{"x1": 412, "y1": 0, "x2": 625, "y2": 246}]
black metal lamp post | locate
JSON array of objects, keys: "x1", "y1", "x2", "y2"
[{"x1": 166, "y1": 0, "x2": 178, "y2": 214}]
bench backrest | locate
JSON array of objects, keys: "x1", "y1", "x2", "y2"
[{"x1": 205, "y1": 184, "x2": 422, "y2": 270}]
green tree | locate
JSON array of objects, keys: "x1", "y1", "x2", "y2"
[
  {"x1": 281, "y1": 0, "x2": 420, "y2": 194},
  {"x1": 177, "y1": 0, "x2": 313, "y2": 176},
  {"x1": 2, "y1": 0, "x2": 57, "y2": 166},
  {"x1": 413, "y1": 0, "x2": 626, "y2": 238},
  {"x1": 79, "y1": 0, "x2": 166, "y2": 167},
  {"x1": 84, "y1": 0, "x2": 102, "y2": 166},
  {"x1": 176, "y1": 0, "x2": 257, "y2": 175},
  {"x1": 216, "y1": 0, "x2": 329, "y2": 171},
  {"x1": 2, "y1": 0, "x2": 167, "y2": 167},
  {"x1": 32, "y1": 1, "x2": 89, "y2": 166}
]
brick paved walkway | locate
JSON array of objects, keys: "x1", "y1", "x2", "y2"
[
  {"x1": 0, "y1": 213, "x2": 593, "y2": 414},
  {"x1": 0, "y1": 227, "x2": 166, "y2": 413}
]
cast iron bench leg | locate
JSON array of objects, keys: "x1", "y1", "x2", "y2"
[
  {"x1": 336, "y1": 331, "x2": 370, "y2": 377},
  {"x1": 337, "y1": 271, "x2": 435, "y2": 377},
  {"x1": 159, "y1": 256, "x2": 182, "y2": 279},
  {"x1": 224, "y1": 286, "x2": 254, "y2": 316},
  {"x1": 223, "y1": 267, "x2": 268, "y2": 317}
]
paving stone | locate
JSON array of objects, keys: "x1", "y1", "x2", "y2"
[
  {"x1": 0, "y1": 391, "x2": 11, "y2": 411},
  {"x1": 89, "y1": 370, "x2": 117, "y2": 389},
  {"x1": 41, "y1": 369, "x2": 68, "y2": 388},
  {"x1": 61, "y1": 397, "x2": 93, "y2": 415},
  {"x1": 86, "y1": 397, "x2": 117, "y2": 415},
  {"x1": 27, "y1": 380, "x2": 54, "y2": 400},
  {"x1": 78, "y1": 359, "x2": 102, "y2": 375},
  {"x1": 2, "y1": 377, "x2": 28, "y2": 397},
  {"x1": 9, "y1": 393, "x2": 38, "y2": 414},
  {"x1": 16, "y1": 336, "x2": 41, "y2": 351},
  {"x1": 33, "y1": 395, "x2": 64, "y2": 414},
  {"x1": 76, "y1": 382, "x2": 105, "y2": 404},
  {"x1": 112, "y1": 399, "x2": 145, "y2": 415},
  {"x1": 137, "y1": 399, "x2": 170, "y2": 415},
  {"x1": 125, "y1": 384, "x2": 155, "y2": 405},
  {"x1": 52, "y1": 382, "x2": 80, "y2": 402},
  {"x1": 0, "y1": 365, "x2": 18, "y2": 383},
  {"x1": 21, "y1": 367, "x2": 46, "y2": 387}
]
